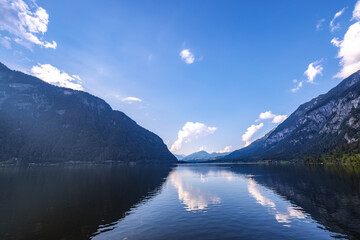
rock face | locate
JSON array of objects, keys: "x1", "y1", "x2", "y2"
[
  {"x1": 0, "y1": 62, "x2": 177, "y2": 164},
  {"x1": 227, "y1": 70, "x2": 360, "y2": 161}
]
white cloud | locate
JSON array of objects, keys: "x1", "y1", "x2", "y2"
[
  {"x1": 217, "y1": 146, "x2": 232, "y2": 153},
  {"x1": 242, "y1": 122, "x2": 264, "y2": 147},
  {"x1": 304, "y1": 61, "x2": 323, "y2": 83},
  {"x1": 0, "y1": 0, "x2": 56, "y2": 49},
  {"x1": 248, "y1": 177, "x2": 306, "y2": 227},
  {"x1": 248, "y1": 178, "x2": 276, "y2": 208},
  {"x1": 243, "y1": 112, "x2": 287, "y2": 147},
  {"x1": 170, "y1": 169, "x2": 221, "y2": 212},
  {"x1": 199, "y1": 146, "x2": 207, "y2": 151},
  {"x1": 179, "y1": 49, "x2": 195, "y2": 64},
  {"x1": 330, "y1": 8, "x2": 346, "y2": 32},
  {"x1": 199, "y1": 145, "x2": 232, "y2": 154},
  {"x1": 332, "y1": 2, "x2": 360, "y2": 78},
  {"x1": 257, "y1": 111, "x2": 287, "y2": 123},
  {"x1": 353, "y1": 0, "x2": 360, "y2": 20},
  {"x1": 170, "y1": 122, "x2": 217, "y2": 152},
  {"x1": 291, "y1": 81, "x2": 303, "y2": 92},
  {"x1": 291, "y1": 61, "x2": 322, "y2": 92},
  {"x1": 316, "y1": 19, "x2": 325, "y2": 31},
  {"x1": 331, "y1": 37, "x2": 341, "y2": 47},
  {"x1": 122, "y1": 96, "x2": 142, "y2": 103},
  {"x1": 333, "y1": 22, "x2": 360, "y2": 78},
  {"x1": 31, "y1": 64, "x2": 83, "y2": 91},
  {"x1": 272, "y1": 115, "x2": 287, "y2": 123},
  {"x1": 258, "y1": 111, "x2": 276, "y2": 120}
]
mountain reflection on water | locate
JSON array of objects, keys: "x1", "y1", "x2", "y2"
[
  {"x1": 230, "y1": 164, "x2": 360, "y2": 239},
  {"x1": 0, "y1": 165, "x2": 172, "y2": 240},
  {"x1": 0, "y1": 164, "x2": 359, "y2": 240},
  {"x1": 93, "y1": 164, "x2": 360, "y2": 240}
]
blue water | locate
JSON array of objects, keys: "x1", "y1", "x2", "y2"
[
  {"x1": 92, "y1": 164, "x2": 358, "y2": 240},
  {"x1": 0, "y1": 164, "x2": 359, "y2": 239}
]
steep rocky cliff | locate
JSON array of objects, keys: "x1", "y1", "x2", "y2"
[{"x1": 227, "y1": 70, "x2": 360, "y2": 161}]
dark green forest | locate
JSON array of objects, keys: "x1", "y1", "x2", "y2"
[{"x1": 304, "y1": 140, "x2": 360, "y2": 165}]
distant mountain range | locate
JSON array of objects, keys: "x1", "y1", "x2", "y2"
[
  {"x1": 225, "y1": 70, "x2": 360, "y2": 163},
  {"x1": 180, "y1": 150, "x2": 231, "y2": 162},
  {"x1": 174, "y1": 154, "x2": 186, "y2": 160},
  {"x1": 0, "y1": 62, "x2": 177, "y2": 164}
]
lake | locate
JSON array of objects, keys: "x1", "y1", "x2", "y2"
[{"x1": 0, "y1": 164, "x2": 359, "y2": 240}]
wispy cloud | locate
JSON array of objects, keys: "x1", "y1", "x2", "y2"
[
  {"x1": 242, "y1": 123, "x2": 263, "y2": 147},
  {"x1": 0, "y1": 34, "x2": 11, "y2": 49},
  {"x1": 122, "y1": 96, "x2": 142, "y2": 103},
  {"x1": 332, "y1": 1, "x2": 360, "y2": 78},
  {"x1": 330, "y1": 8, "x2": 346, "y2": 32},
  {"x1": 0, "y1": 0, "x2": 56, "y2": 49},
  {"x1": 291, "y1": 80, "x2": 303, "y2": 92},
  {"x1": 179, "y1": 49, "x2": 195, "y2": 64},
  {"x1": 170, "y1": 122, "x2": 216, "y2": 152},
  {"x1": 31, "y1": 64, "x2": 83, "y2": 90},
  {"x1": 331, "y1": 37, "x2": 341, "y2": 47},
  {"x1": 316, "y1": 19, "x2": 326, "y2": 31}
]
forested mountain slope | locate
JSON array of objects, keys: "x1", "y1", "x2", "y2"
[{"x1": 0, "y1": 63, "x2": 176, "y2": 164}]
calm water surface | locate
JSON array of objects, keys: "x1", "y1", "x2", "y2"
[{"x1": 0, "y1": 164, "x2": 359, "y2": 240}]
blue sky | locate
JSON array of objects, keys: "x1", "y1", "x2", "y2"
[{"x1": 1, "y1": 0, "x2": 360, "y2": 155}]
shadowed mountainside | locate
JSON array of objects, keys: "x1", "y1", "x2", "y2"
[{"x1": 0, "y1": 63, "x2": 176, "y2": 164}]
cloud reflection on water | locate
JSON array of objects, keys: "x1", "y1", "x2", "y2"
[
  {"x1": 170, "y1": 167, "x2": 307, "y2": 226},
  {"x1": 248, "y1": 177, "x2": 306, "y2": 227},
  {"x1": 169, "y1": 169, "x2": 236, "y2": 212}
]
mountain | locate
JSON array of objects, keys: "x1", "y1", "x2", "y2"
[
  {"x1": 182, "y1": 150, "x2": 230, "y2": 162},
  {"x1": 174, "y1": 154, "x2": 186, "y2": 160},
  {"x1": 0, "y1": 62, "x2": 177, "y2": 164},
  {"x1": 226, "y1": 70, "x2": 360, "y2": 162}
]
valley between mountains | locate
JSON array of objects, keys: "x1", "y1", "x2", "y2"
[{"x1": 1, "y1": 62, "x2": 360, "y2": 164}]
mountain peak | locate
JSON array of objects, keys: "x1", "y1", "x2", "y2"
[
  {"x1": 0, "y1": 62, "x2": 9, "y2": 71},
  {"x1": 182, "y1": 150, "x2": 230, "y2": 162}
]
